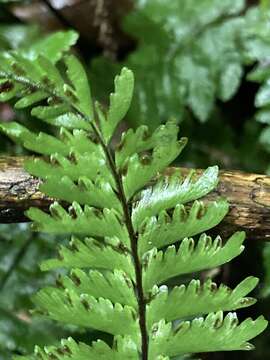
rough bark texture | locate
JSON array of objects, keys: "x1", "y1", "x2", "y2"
[
  {"x1": 0, "y1": 156, "x2": 270, "y2": 240},
  {"x1": 10, "y1": 0, "x2": 133, "y2": 58},
  {"x1": 0, "y1": 157, "x2": 49, "y2": 223}
]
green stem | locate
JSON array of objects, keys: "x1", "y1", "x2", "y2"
[{"x1": 89, "y1": 123, "x2": 148, "y2": 360}]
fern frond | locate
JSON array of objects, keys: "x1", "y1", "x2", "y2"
[
  {"x1": 115, "y1": 120, "x2": 181, "y2": 169},
  {"x1": 132, "y1": 166, "x2": 219, "y2": 228},
  {"x1": 138, "y1": 199, "x2": 229, "y2": 254},
  {"x1": 0, "y1": 46, "x2": 92, "y2": 124},
  {"x1": 65, "y1": 55, "x2": 94, "y2": 119},
  {"x1": 143, "y1": 232, "x2": 245, "y2": 291},
  {"x1": 40, "y1": 175, "x2": 120, "y2": 209},
  {"x1": 123, "y1": 127, "x2": 187, "y2": 199},
  {"x1": 0, "y1": 122, "x2": 69, "y2": 155},
  {"x1": 41, "y1": 236, "x2": 134, "y2": 279},
  {"x1": 25, "y1": 150, "x2": 109, "y2": 183},
  {"x1": 21, "y1": 31, "x2": 78, "y2": 63},
  {"x1": 28, "y1": 203, "x2": 128, "y2": 243},
  {"x1": 149, "y1": 313, "x2": 267, "y2": 358},
  {"x1": 31, "y1": 105, "x2": 70, "y2": 121},
  {"x1": 98, "y1": 67, "x2": 134, "y2": 144},
  {"x1": 60, "y1": 269, "x2": 137, "y2": 308},
  {"x1": 15, "y1": 336, "x2": 138, "y2": 360},
  {"x1": 33, "y1": 288, "x2": 139, "y2": 340},
  {"x1": 0, "y1": 43, "x2": 266, "y2": 359},
  {"x1": 34, "y1": 112, "x2": 92, "y2": 130},
  {"x1": 147, "y1": 277, "x2": 258, "y2": 327},
  {"x1": 14, "y1": 90, "x2": 48, "y2": 109}
]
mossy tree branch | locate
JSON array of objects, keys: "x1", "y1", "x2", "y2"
[{"x1": 0, "y1": 156, "x2": 270, "y2": 241}]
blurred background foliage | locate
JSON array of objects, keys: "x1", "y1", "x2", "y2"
[{"x1": 1, "y1": 0, "x2": 270, "y2": 359}]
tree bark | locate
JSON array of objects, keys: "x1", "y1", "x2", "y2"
[
  {"x1": 0, "y1": 156, "x2": 270, "y2": 240},
  {"x1": 9, "y1": 0, "x2": 133, "y2": 59}
]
